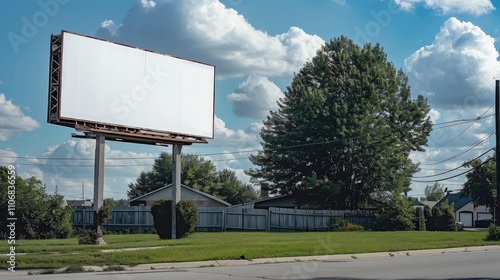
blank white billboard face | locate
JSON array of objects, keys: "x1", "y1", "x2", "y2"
[{"x1": 59, "y1": 31, "x2": 215, "y2": 139}]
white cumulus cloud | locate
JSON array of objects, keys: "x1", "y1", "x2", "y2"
[
  {"x1": 227, "y1": 74, "x2": 283, "y2": 119},
  {"x1": 0, "y1": 149, "x2": 17, "y2": 165},
  {"x1": 211, "y1": 116, "x2": 262, "y2": 148},
  {"x1": 0, "y1": 93, "x2": 40, "y2": 141},
  {"x1": 394, "y1": 0, "x2": 495, "y2": 15},
  {"x1": 405, "y1": 17, "x2": 500, "y2": 111},
  {"x1": 30, "y1": 139, "x2": 158, "y2": 199},
  {"x1": 96, "y1": 0, "x2": 324, "y2": 78},
  {"x1": 100, "y1": 19, "x2": 119, "y2": 36},
  {"x1": 140, "y1": 0, "x2": 156, "y2": 9}
]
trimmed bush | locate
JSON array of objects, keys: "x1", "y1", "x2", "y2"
[
  {"x1": 151, "y1": 199, "x2": 197, "y2": 239},
  {"x1": 176, "y1": 200, "x2": 198, "y2": 238},
  {"x1": 486, "y1": 224, "x2": 500, "y2": 241}
]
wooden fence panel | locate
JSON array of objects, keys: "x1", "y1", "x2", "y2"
[
  {"x1": 268, "y1": 208, "x2": 374, "y2": 231},
  {"x1": 70, "y1": 206, "x2": 374, "y2": 232},
  {"x1": 196, "y1": 207, "x2": 225, "y2": 231}
]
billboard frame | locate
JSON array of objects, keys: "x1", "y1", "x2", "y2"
[{"x1": 47, "y1": 31, "x2": 215, "y2": 145}]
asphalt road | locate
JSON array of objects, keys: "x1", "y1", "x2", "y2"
[{"x1": 2, "y1": 247, "x2": 500, "y2": 280}]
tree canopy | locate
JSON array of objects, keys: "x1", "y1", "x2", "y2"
[
  {"x1": 128, "y1": 152, "x2": 258, "y2": 205},
  {"x1": 127, "y1": 152, "x2": 220, "y2": 199},
  {"x1": 0, "y1": 166, "x2": 73, "y2": 239},
  {"x1": 216, "y1": 169, "x2": 258, "y2": 204},
  {"x1": 247, "y1": 36, "x2": 432, "y2": 210},
  {"x1": 461, "y1": 155, "x2": 496, "y2": 212},
  {"x1": 424, "y1": 182, "x2": 445, "y2": 201}
]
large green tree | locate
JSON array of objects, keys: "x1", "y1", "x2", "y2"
[
  {"x1": 127, "y1": 152, "x2": 220, "y2": 199},
  {"x1": 247, "y1": 37, "x2": 432, "y2": 209},
  {"x1": 461, "y1": 156, "x2": 496, "y2": 212},
  {"x1": 216, "y1": 169, "x2": 259, "y2": 205}
]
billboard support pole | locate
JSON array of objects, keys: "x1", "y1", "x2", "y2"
[
  {"x1": 93, "y1": 133, "x2": 105, "y2": 242},
  {"x1": 171, "y1": 144, "x2": 182, "y2": 239},
  {"x1": 496, "y1": 79, "x2": 500, "y2": 226}
]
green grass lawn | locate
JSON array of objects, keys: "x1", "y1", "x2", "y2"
[{"x1": 3, "y1": 231, "x2": 499, "y2": 269}]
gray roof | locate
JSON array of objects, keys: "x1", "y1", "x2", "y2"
[
  {"x1": 414, "y1": 200, "x2": 438, "y2": 208},
  {"x1": 435, "y1": 192, "x2": 472, "y2": 211},
  {"x1": 129, "y1": 184, "x2": 231, "y2": 206}
]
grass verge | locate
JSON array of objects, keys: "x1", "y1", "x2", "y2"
[{"x1": 2, "y1": 231, "x2": 498, "y2": 269}]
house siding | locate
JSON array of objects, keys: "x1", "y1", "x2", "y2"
[{"x1": 455, "y1": 203, "x2": 492, "y2": 227}]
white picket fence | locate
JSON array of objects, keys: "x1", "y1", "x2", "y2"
[{"x1": 71, "y1": 206, "x2": 374, "y2": 232}]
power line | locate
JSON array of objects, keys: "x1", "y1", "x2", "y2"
[
  {"x1": 423, "y1": 130, "x2": 494, "y2": 166},
  {"x1": 431, "y1": 114, "x2": 494, "y2": 129},
  {"x1": 412, "y1": 148, "x2": 494, "y2": 178},
  {"x1": 432, "y1": 77, "x2": 495, "y2": 148},
  {"x1": 9, "y1": 156, "x2": 252, "y2": 168},
  {"x1": 411, "y1": 156, "x2": 494, "y2": 183}
]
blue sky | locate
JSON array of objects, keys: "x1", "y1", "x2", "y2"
[{"x1": 1, "y1": 0, "x2": 499, "y2": 201}]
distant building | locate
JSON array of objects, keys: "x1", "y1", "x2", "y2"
[
  {"x1": 129, "y1": 184, "x2": 231, "y2": 208},
  {"x1": 436, "y1": 192, "x2": 492, "y2": 228},
  {"x1": 66, "y1": 199, "x2": 92, "y2": 207},
  {"x1": 414, "y1": 200, "x2": 438, "y2": 211}
]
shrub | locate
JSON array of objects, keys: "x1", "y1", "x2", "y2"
[
  {"x1": 372, "y1": 197, "x2": 416, "y2": 231},
  {"x1": 151, "y1": 199, "x2": 197, "y2": 239},
  {"x1": 418, "y1": 212, "x2": 426, "y2": 231},
  {"x1": 426, "y1": 200, "x2": 457, "y2": 231},
  {"x1": 486, "y1": 223, "x2": 500, "y2": 241},
  {"x1": 99, "y1": 203, "x2": 113, "y2": 225},
  {"x1": 331, "y1": 218, "x2": 364, "y2": 231},
  {"x1": 176, "y1": 200, "x2": 198, "y2": 238},
  {"x1": 415, "y1": 207, "x2": 426, "y2": 231},
  {"x1": 77, "y1": 229, "x2": 99, "y2": 245}
]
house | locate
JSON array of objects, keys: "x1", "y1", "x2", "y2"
[
  {"x1": 231, "y1": 182, "x2": 311, "y2": 209},
  {"x1": 247, "y1": 194, "x2": 309, "y2": 209},
  {"x1": 129, "y1": 184, "x2": 231, "y2": 208},
  {"x1": 436, "y1": 192, "x2": 492, "y2": 228}
]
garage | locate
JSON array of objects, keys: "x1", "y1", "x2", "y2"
[
  {"x1": 477, "y1": 213, "x2": 492, "y2": 221},
  {"x1": 459, "y1": 212, "x2": 473, "y2": 227}
]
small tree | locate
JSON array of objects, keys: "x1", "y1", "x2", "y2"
[
  {"x1": 424, "y1": 182, "x2": 445, "y2": 201},
  {"x1": 461, "y1": 157, "x2": 496, "y2": 214},
  {"x1": 416, "y1": 207, "x2": 426, "y2": 231},
  {"x1": 426, "y1": 200, "x2": 457, "y2": 231},
  {"x1": 372, "y1": 196, "x2": 416, "y2": 231},
  {"x1": 42, "y1": 194, "x2": 74, "y2": 239},
  {"x1": 217, "y1": 169, "x2": 258, "y2": 205},
  {"x1": 151, "y1": 199, "x2": 197, "y2": 239},
  {"x1": 99, "y1": 202, "x2": 113, "y2": 225}
]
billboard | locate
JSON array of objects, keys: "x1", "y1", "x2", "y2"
[{"x1": 48, "y1": 30, "x2": 215, "y2": 143}]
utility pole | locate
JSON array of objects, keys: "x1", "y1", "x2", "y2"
[{"x1": 496, "y1": 79, "x2": 500, "y2": 226}]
